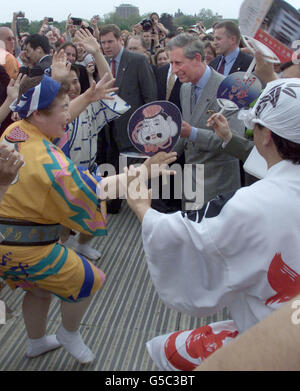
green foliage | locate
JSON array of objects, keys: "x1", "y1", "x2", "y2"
[
  {"x1": 160, "y1": 13, "x2": 176, "y2": 33},
  {"x1": 100, "y1": 12, "x2": 142, "y2": 31}
]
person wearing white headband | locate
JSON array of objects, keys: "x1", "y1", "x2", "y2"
[
  {"x1": 125, "y1": 77, "x2": 300, "y2": 370},
  {"x1": 207, "y1": 56, "x2": 300, "y2": 163}
]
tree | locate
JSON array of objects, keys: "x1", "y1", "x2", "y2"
[
  {"x1": 196, "y1": 8, "x2": 222, "y2": 29},
  {"x1": 173, "y1": 14, "x2": 197, "y2": 31},
  {"x1": 159, "y1": 13, "x2": 175, "y2": 33},
  {"x1": 101, "y1": 12, "x2": 141, "y2": 31}
]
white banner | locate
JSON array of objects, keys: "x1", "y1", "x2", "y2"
[
  {"x1": 239, "y1": 0, "x2": 300, "y2": 63},
  {"x1": 239, "y1": 0, "x2": 273, "y2": 37}
]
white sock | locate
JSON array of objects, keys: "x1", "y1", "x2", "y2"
[
  {"x1": 26, "y1": 335, "x2": 61, "y2": 358},
  {"x1": 74, "y1": 243, "x2": 101, "y2": 261},
  {"x1": 56, "y1": 325, "x2": 94, "y2": 364}
]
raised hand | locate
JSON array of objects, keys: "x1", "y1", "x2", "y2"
[
  {"x1": 254, "y1": 50, "x2": 278, "y2": 84},
  {"x1": 6, "y1": 73, "x2": 27, "y2": 103},
  {"x1": 51, "y1": 50, "x2": 71, "y2": 83},
  {"x1": 207, "y1": 113, "x2": 232, "y2": 142},
  {"x1": 86, "y1": 63, "x2": 95, "y2": 75},
  {"x1": 74, "y1": 28, "x2": 100, "y2": 56}
]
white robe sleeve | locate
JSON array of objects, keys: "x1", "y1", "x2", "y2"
[{"x1": 142, "y1": 208, "x2": 237, "y2": 318}]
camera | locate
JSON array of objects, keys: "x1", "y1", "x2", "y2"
[
  {"x1": 140, "y1": 18, "x2": 153, "y2": 32},
  {"x1": 82, "y1": 26, "x2": 94, "y2": 35},
  {"x1": 16, "y1": 11, "x2": 25, "y2": 18},
  {"x1": 47, "y1": 17, "x2": 53, "y2": 23},
  {"x1": 71, "y1": 17, "x2": 82, "y2": 26}
]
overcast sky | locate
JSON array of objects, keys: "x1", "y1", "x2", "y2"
[{"x1": 0, "y1": 0, "x2": 299, "y2": 23}]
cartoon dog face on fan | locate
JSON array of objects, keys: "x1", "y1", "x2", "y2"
[{"x1": 132, "y1": 105, "x2": 178, "y2": 154}]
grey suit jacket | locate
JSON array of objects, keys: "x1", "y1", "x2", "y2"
[
  {"x1": 176, "y1": 68, "x2": 245, "y2": 207},
  {"x1": 110, "y1": 49, "x2": 157, "y2": 152}
]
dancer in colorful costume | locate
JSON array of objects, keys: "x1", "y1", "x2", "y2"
[{"x1": 0, "y1": 73, "x2": 176, "y2": 364}]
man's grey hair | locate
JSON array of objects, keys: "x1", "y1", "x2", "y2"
[{"x1": 167, "y1": 33, "x2": 205, "y2": 61}]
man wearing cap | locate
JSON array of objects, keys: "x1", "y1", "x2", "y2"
[{"x1": 126, "y1": 78, "x2": 300, "y2": 370}]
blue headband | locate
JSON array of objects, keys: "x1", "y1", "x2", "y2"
[{"x1": 10, "y1": 75, "x2": 61, "y2": 119}]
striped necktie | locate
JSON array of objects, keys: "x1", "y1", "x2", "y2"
[
  {"x1": 218, "y1": 57, "x2": 226, "y2": 75},
  {"x1": 111, "y1": 58, "x2": 116, "y2": 77}
]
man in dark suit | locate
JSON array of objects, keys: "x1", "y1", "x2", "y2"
[
  {"x1": 210, "y1": 21, "x2": 253, "y2": 76},
  {"x1": 19, "y1": 34, "x2": 52, "y2": 77},
  {"x1": 99, "y1": 24, "x2": 157, "y2": 213}
]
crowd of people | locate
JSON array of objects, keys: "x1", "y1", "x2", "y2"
[{"x1": 0, "y1": 9, "x2": 300, "y2": 370}]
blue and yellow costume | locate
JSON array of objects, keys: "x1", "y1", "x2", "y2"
[{"x1": 0, "y1": 119, "x2": 106, "y2": 302}]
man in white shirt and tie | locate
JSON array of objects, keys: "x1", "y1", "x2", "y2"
[{"x1": 210, "y1": 21, "x2": 253, "y2": 76}]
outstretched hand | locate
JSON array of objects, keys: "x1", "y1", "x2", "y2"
[
  {"x1": 6, "y1": 73, "x2": 27, "y2": 103},
  {"x1": 85, "y1": 73, "x2": 118, "y2": 102},
  {"x1": 143, "y1": 151, "x2": 177, "y2": 180},
  {"x1": 124, "y1": 151, "x2": 177, "y2": 217}
]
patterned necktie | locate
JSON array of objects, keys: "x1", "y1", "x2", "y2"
[
  {"x1": 218, "y1": 57, "x2": 226, "y2": 75},
  {"x1": 111, "y1": 58, "x2": 116, "y2": 78},
  {"x1": 190, "y1": 85, "x2": 197, "y2": 113},
  {"x1": 166, "y1": 72, "x2": 176, "y2": 100}
]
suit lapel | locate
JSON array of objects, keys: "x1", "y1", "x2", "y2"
[
  {"x1": 116, "y1": 49, "x2": 129, "y2": 87},
  {"x1": 230, "y1": 52, "x2": 243, "y2": 74}
]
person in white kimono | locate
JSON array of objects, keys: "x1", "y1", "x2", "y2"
[{"x1": 125, "y1": 78, "x2": 300, "y2": 371}]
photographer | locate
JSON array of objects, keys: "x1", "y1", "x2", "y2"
[
  {"x1": 150, "y1": 12, "x2": 169, "y2": 39},
  {"x1": 65, "y1": 14, "x2": 78, "y2": 42}
]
